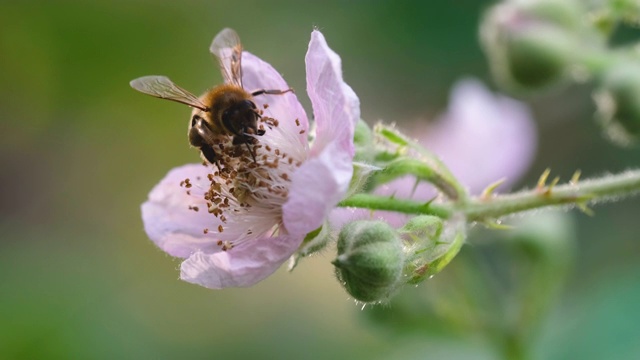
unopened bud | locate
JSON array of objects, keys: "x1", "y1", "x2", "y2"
[
  {"x1": 333, "y1": 221, "x2": 404, "y2": 303},
  {"x1": 515, "y1": 0, "x2": 583, "y2": 31},
  {"x1": 400, "y1": 216, "x2": 465, "y2": 284},
  {"x1": 354, "y1": 119, "x2": 374, "y2": 162},
  {"x1": 594, "y1": 63, "x2": 640, "y2": 144},
  {"x1": 481, "y1": 0, "x2": 581, "y2": 90}
]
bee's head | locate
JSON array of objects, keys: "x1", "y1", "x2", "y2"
[{"x1": 222, "y1": 99, "x2": 263, "y2": 136}]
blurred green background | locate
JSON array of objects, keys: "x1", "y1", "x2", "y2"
[{"x1": 1, "y1": 1, "x2": 639, "y2": 359}]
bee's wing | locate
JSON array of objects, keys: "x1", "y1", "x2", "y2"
[
  {"x1": 210, "y1": 28, "x2": 243, "y2": 88},
  {"x1": 130, "y1": 76, "x2": 209, "y2": 111}
]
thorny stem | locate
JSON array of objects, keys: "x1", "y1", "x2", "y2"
[
  {"x1": 373, "y1": 158, "x2": 462, "y2": 202},
  {"x1": 339, "y1": 193, "x2": 451, "y2": 218},
  {"x1": 338, "y1": 169, "x2": 640, "y2": 221},
  {"x1": 374, "y1": 124, "x2": 469, "y2": 202}
]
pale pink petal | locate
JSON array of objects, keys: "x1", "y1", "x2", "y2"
[
  {"x1": 283, "y1": 141, "x2": 353, "y2": 235},
  {"x1": 423, "y1": 78, "x2": 537, "y2": 194},
  {"x1": 241, "y1": 52, "x2": 309, "y2": 146},
  {"x1": 306, "y1": 30, "x2": 360, "y2": 157},
  {"x1": 282, "y1": 31, "x2": 360, "y2": 236},
  {"x1": 180, "y1": 234, "x2": 302, "y2": 288},
  {"x1": 141, "y1": 164, "x2": 224, "y2": 258}
]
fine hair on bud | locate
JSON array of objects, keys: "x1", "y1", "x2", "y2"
[{"x1": 333, "y1": 220, "x2": 404, "y2": 303}]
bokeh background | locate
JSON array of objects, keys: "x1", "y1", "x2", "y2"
[{"x1": 1, "y1": 1, "x2": 639, "y2": 359}]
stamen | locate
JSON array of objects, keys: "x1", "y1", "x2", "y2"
[{"x1": 185, "y1": 117, "x2": 304, "y2": 249}]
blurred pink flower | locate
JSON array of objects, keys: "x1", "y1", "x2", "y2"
[
  {"x1": 334, "y1": 79, "x2": 537, "y2": 228},
  {"x1": 416, "y1": 78, "x2": 537, "y2": 194},
  {"x1": 142, "y1": 30, "x2": 360, "y2": 289}
]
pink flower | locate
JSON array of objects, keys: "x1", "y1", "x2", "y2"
[
  {"x1": 142, "y1": 30, "x2": 360, "y2": 289},
  {"x1": 415, "y1": 78, "x2": 537, "y2": 195}
]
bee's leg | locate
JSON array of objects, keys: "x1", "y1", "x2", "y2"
[
  {"x1": 200, "y1": 145, "x2": 221, "y2": 170},
  {"x1": 251, "y1": 88, "x2": 294, "y2": 97}
]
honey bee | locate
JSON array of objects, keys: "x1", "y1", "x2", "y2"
[{"x1": 130, "y1": 28, "x2": 292, "y2": 167}]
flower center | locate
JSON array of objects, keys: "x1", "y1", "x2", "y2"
[{"x1": 181, "y1": 115, "x2": 307, "y2": 251}]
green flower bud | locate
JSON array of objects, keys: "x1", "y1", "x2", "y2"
[
  {"x1": 354, "y1": 119, "x2": 375, "y2": 163},
  {"x1": 505, "y1": 27, "x2": 575, "y2": 88},
  {"x1": 400, "y1": 216, "x2": 465, "y2": 284},
  {"x1": 480, "y1": 1, "x2": 580, "y2": 90},
  {"x1": 333, "y1": 221, "x2": 404, "y2": 303},
  {"x1": 400, "y1": 215, "x2": 443, "y2": 242},
  {"x1": 354, "y1": 119, "x2": 373, "y2": 147},
  {"x1": 595, "y1": 63, "x2": 640, "y2": 144},
  {"x1": 516, "y1": 0, "x2": 583, "y2": 31}
]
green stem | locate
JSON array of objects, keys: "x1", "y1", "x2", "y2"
[
  {"x1": 374, "y1": 124, "x2": 468, "y2": 201},
  {"x1": 338, "y1": 193, "x2": 452, "y2": 218},
  {"x1": 338, "y1": 170, "x2": 640, "y2": 221},
  {"x1": 465, "y1": 170, "x2": 640, "y2": 221},
  {"x1": 373, "y1": 158, "x2": 462, "y2": 201}
]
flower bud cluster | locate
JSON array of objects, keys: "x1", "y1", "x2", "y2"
[
  {"x1": 482, "y1": 0, "x2": 640, "y2": 144},
  {"x1": 333, "y1": 217, "x2": 466, "y2": 303},
  {"x1": 595, "y1": 63, "x2": 640, "y2": 144},
  {"x1": 480, "y1": 0, "x2": 585, "y2": 90}
]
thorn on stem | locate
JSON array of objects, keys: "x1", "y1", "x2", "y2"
[
  {"x1": 570, "y1": 170, "x2": 582, "y2": 185},
  {"x1": 481, "y1": 219, "x2": 513, "y2": 230},
  {"x1": 577, "y1": 202, "x2": 595, "y2": 216},
  {"x1": 537, "y1": 168, "x2": 551, "y2": 191},
  {"x1": 545, "y1": 176, "x2": 560, "y2": 195},
  {"x1": 481, "y1": 178, "x2": 507, "y2": 200},
  {"x1": 536, "y1": 168, "x2": 560, "y2": 196}
]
